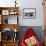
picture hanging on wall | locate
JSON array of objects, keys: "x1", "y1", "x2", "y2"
[{"x1": 23, "y1": 8, "x2": 36, "y2": 19}]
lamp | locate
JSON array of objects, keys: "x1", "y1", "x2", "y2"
[{"x1": 15, "y1": 0, "x2": 17, "y2": 7}]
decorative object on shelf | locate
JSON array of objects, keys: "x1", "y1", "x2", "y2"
[
  {"x1": 13, "y1": 28, "x2": 18, "y2": 41},
  {"x1": 2, "y1": 16, "x2": 8, "y2": 24},
  {"x1": 23, "y1": 8, "x2": 36, "y2": 19},
  {"x1": 5, "y1": 18, "x2": 8, "y2": 24},
  {"x1": 13, "y1": 32, "x2": 18, "y2": 41},
  {"x1": 2, "y1": 10, "x2": 9, "y2": 15},
  {"x1": 9, "y1": 10, "x2": 18, "y2": 15},
  {"x1": 1, "y1": 28, "x2": 13, "y2": 41}
]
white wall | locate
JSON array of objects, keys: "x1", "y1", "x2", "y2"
[
  {"x1": 0, "y1": 0, "x2": 44, "y2": 26},
  {"x1": 0, "y1": 0, "x2": 15, "y2": 7},
  {"x1": 17, "y1": 0, "x2": 44, "y2": 26}
]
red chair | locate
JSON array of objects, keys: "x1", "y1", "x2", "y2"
[{"x1": 21, "y1": 28, "x2": 41, "y2": 46}]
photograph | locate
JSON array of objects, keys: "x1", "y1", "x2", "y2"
[{"x1": 23, "y1": 8, "x2": 36, "y2": 19}]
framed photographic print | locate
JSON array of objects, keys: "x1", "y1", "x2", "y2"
[
  {"x1": 23, "y1": 8, "x2": 36, "y2": 19},
  {"x1": 2, "y1": 10, "x2": 9, "y2": 15}
]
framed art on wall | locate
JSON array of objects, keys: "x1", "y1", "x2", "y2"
[{"x1": 23, "y1": 8, "x2": 36, "y2": 19}]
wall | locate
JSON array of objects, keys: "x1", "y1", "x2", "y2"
[
  {"x1": 0, "y1": 0, "x2": 44, "y2": 26},
  {"x1": 17, "y1": 0, "x2": 44, "y2": 26},
  {"x1": 0, "y1": 0, "x2": 15, "y2": 7},
  {"x1": 0, "y1": 0, "x2": 44, "y2": 44}
]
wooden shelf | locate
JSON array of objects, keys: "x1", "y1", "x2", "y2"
[
  {"x1": 0, "y1": 7, "x2": 19, "y2": 9},
  {"x1": 0, "y1": 7, "x2": 20, "y2": 46},
  {"x1": 0, "y1": 24, "x2": 20, "y2": 32},
  {"x1": 2, "y1": 40, "x2": 19, "y2": 42},
  {"x1": 0, "y1": 7, "x2": 19, "y2": 16},
  {"x1": 0, "y1": 40, "x2": 19, "y2": 46}
]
